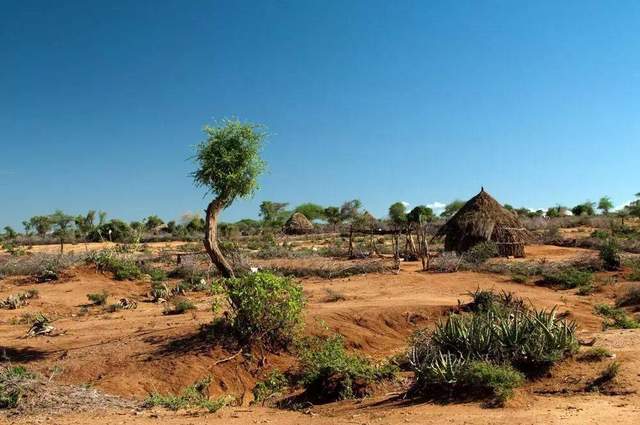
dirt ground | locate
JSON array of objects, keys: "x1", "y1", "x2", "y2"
[{"x1": 1, "y1": 245, "x2": 639, "y2": 424}]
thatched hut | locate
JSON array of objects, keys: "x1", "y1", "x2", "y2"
[
  {"x1": 283, "y1": 212, "x2": 314, "y2": 235},
  {"x1": 434, "y1": 188, "x2": 531, "y2": 257}
]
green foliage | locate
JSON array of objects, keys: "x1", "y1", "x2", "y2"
[
  {"x1": 511, "y1": 274, "x2": 529, "y2": 284},
  {"x1": 440, "y1": 200, "x2": 465, "y2": 218},
  {"x1": 388, "y1": 202, "x2": 407, "y2": 226},
  {"x1": 571, "y1": 201, "x2": 596, "y2": 217},
  {"x1": 144, "y1": 215, "x2": 164, "y2": 231},
  {"x1": 409, "y1": 290, "x2": 578, "y2": 404},
  {"x1": 212, "y1": 272, "x2": 305, "y2": 350},
  {"x1": 146, "y1": 268, "x2": 168, "y2": 283},
  {"x1": 599, "y1": 238, "x2": 621, "y2": 271},
  {"x1": 460, "y1": 361, "x2": 524, "y2": 404},
  {"x1": 87, "y1": 250, "x2": 142, "y2": 280},
  {"x1": 144, "y1": 377, "x2": 232, "y2": 412},
  {"x1": 577, "y1": 347, "x2": 613, "y2": 362},
  {"x1": 88, "y1": 219, "x2": 133, "y2": 242},
  {"x1": 294, "y1": 203, "x2": 326, "y2": 221},
  {"x1": 546, "y1": 205, "x2": 568, "y2": 218},
  {"x1": 542, "y1": 267, "x2": 593, "y2": 289},
  {"x1": 164, "y1": 298, "x2": 196, "y2": 315},
  {"x1": 0, "y1": 366, "x2": 34, "y2": 409},
  {"x1": 323, "y1": 206, "x2": 342, "y2": 228},
  {"x1": 339, "y1": 199, "x2": 362, "y2": 222},
  {"x1": 598, "y1": 196, "x2": 614, "y2": 214},
  {"x1": 407, "y1": 205, "x2": 434, "y2": 224},
  {"x1": 192, "y1": 119, "x2": 267, "y2": 205},
  {"x1": 594, "y1": 304, "x2": 640, "y2": 329},
  {"x1": 297, "y1": 334, "x2": 397, "y2": 402},
  {"x1": 252, "y1": 369, "x2": 288, "y2": 403},
  {"x1": 259, "y1": 201, "x2": 290, "y2": 227},
  {"x1": 466, "y1": 241, "x2": 499, "y2": 265},
  {"x1": 87, "y1": 291, "x2": 108, "y2": 306}
]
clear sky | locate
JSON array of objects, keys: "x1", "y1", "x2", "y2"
[{"x1": 2, "y1": 0, "x2": 639, "y2": 229}]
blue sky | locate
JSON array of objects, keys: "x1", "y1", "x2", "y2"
[{"x1": 2, "y1": 0, "x2": 639, "y2": 229}]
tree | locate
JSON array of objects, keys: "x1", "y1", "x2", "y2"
[
  {"x1": 259, "y1": 201, "x2": 289, "y2": 227},
  {"x1": 49, "y1": 210, "x2": 75, "y2": 253},
  {"x1": 144, "y1": 215, "x2": 164, "y2": 231},
  {"x1": 407, "y1": 206, "x2": 434, "y2": 224},
  {"x1": 75, "y1": 210, "x2": 96, "y2": 241},
  {"x1": 294, "y1": 203, "x2": 326, "y2": 221},
  {"x1": 597, "y1": 197, "x2": 614, "y2": 215},
  {"x1": 571, "y1": 201, "x2": 595, "y2": 217},
  {"x1": 340, "y1": 199, "x2": 362, "y2": 222},
  {"x1": 546, "y1": 205, "x2": 568, "y2": 218},
  {"x1": 192, "y1": 119, "x2": 267, "y2": 278},
  {"x1": 388, "y1": 202, "x2": 407, "y2": 227},
  {"x1": 441, "y1": 200, "x2": 465, "y2": 218},
  {"x1": 324, "y1": 206, "x2": 342, "y2": 231},
  {"x1": 2, "y1": 226, "x2": 17, "y2": 240},
  {"x1": 27, "y1": 215, "x2": 52, "y2": 238}
]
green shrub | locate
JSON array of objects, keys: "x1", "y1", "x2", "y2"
[
  {"x1": 461, "y1": 361, "x2": 524, "y2": 404},
  {"x1": 146, "y1": 268, "x2": 167, "y2": 282},
  {"x1": 211, "y1": 271, "x2": 305, "y2": 350},
  {"x1": 626, "y1": 260, "x2": 640, "y2": 281},
  {"x1": 144, "y1": 377, "x2": 232, "y2": 412},
  {"x1": 594, "y1": 304, "x2": 640, "y2": 329},
  {"x1": 511, "y1": 274, "x2": 529, "y2": 284},
  {"x1": 87, "y1": 291, "x2": 108, "y2": 306},
  {"x1": 164, "y1": 298, "x2": 196, "y2": 315},
  {"x1": 542, "y1": 267, "x2": 593, "y2": 289},
  {"x1": 466, "y1": 241, "x2": 499, "y2": 265},
  {"x1": 0, "y1": 366, "x2": 34, "y2": 408},
  {"x1": 599, "y1": 239, "x2": 621, "y2": 271},
  {"x1": 591, "y1": 229, "x2": 610, "y2": 239},
  {"x1": 252, "y1": 369, "x2": 288, "y2": 404},
  {"x1": 577, "y1": 347, "x2": 613, "y2": 362},
  {"x1": 297, "y1": 334, "x2": 397, "y2": 402},
  {"x1": 87, "y1": 250, "x2": 141, "y2": 280},
  {"x1": 409, "y1": 291, "x2": 577, "y2": 404}
]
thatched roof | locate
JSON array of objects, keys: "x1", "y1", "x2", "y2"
[
  {"x1": 283, "y1": 212, "x2": 314, "y2": 235},
  {"x1": 434, "y1": 188, "x2": 532, "y2": 256}
]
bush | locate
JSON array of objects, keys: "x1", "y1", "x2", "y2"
[
  {"x1": 252, "y1": 369, "x2": 288, "y2": 404},
  {"x1": 0, "y1": 290, "x2": 38, "y2": 310},
  {"x1": 409, "y1": 290, "x2": 577, "y2": 404},
  {"x1": 594, "y1": 304, "x2": 640, "y2": 329},
  {"x1": 626, "y1": 260, "x2": 640, "y2": 281},
  {"x1": 163, "y1": 298, "x2": 196, "y2": 315},
  {"x1": 465, "y1": 241, "x2": 499, "y2": 265},
  {"x1": 88, "y1": 251, "x2": 142, "y2": 281},
  {"x1": 587, "y1": 361, "x2": 620, "y2": 391},
  {"x1": 146, "y1": 268, "x2": 167, "y2": 282},
  {"x1": 87, "y1": 291, "x2": 108, "y2": 306},
  {"x1": 211, "y1": 271, "x2": 305, "y2": 350},
  {"x1": 599, "y1": 239, "x2": 621, "y2": 271},
  {"x1": 577, "y1": 347, "x2": 613, "y2": 362},
  {"x1": 0, "y1": 366, "x2": 34, "y2": 409},
  {"x1": 541, "y1": 267, "x2": 593, "y2": 290},
  {"x1": 461, "y1": 361, "x2": 524, "y2": 404},
  {"x1": 144, "y1": 377, "x2": 232, "y2": 412},
  {"x1": 511, "y1": 274, "x2": 529, "y2": 284},
  {"x1": 297, "y1": 334, "x2": 397, "y2": 402}
]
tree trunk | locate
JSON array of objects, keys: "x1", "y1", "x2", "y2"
[{"x1": 204, "y1": 199, "x2": 235, "y2": 278}]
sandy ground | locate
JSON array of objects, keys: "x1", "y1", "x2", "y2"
[{"x1": 1, "y1": 246, "x2": 639, "y2": 424}]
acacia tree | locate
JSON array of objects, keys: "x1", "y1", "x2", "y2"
[
  {"x1": 50, "y1": 210, "x2": 75, "y2": 253},
  {"x1": 388, "y1": 202, "x2": 407, "y2": 261},
  {"x1": 598, "y1": 197, "x2": 614, "y2": 215},
  {"x1": 192, "y1": 119, "x2": 266, "y2": 278},
  {"x1": 323, "y1": 206, "x2": 342, "y2": 231}
]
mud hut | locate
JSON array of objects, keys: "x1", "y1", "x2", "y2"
[
  {"x1": 283, "y1": 212, "x2": 314, "y2": 235},
  {"x1": 434, "y1": 188, "x2": 531, "y2": 257}
]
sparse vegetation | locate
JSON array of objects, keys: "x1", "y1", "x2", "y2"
[
  {"x1": 594, "y1": 304, "x2": 640, "y2": 329},
  {"x1": 0, "y1": 290, "x2": 38, "y2": 310},
  {"x1": 296, "y1": 334, "x2": 397, "y2": 402},
  {"x1": 252, "y1": 369, "x2": 288, "y2": 404},
  {"x1": 163, "y1": 297, "x2": 196, "y2": 315},
  {"x1": 541, "y1": 267, "x2": 593, "y2": 290},
  {"x1": 599, "y1": 238, "x2": 621, "y2": 271},
  {"x1": 144, "y1": 377, "x2": 232, "y2": 412},
  {"x1": 577, "y1": 347, "x2": 614, "y2": 362},
  {"x1": 87, "y1": 291, "x2": 108, "y2": 306},
  {"x1": 616, "y1": 286, "x2": 640, "y2": 307},
  {"x1": 0, "y1": 366, "x2": 35, "y2": 409}
]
